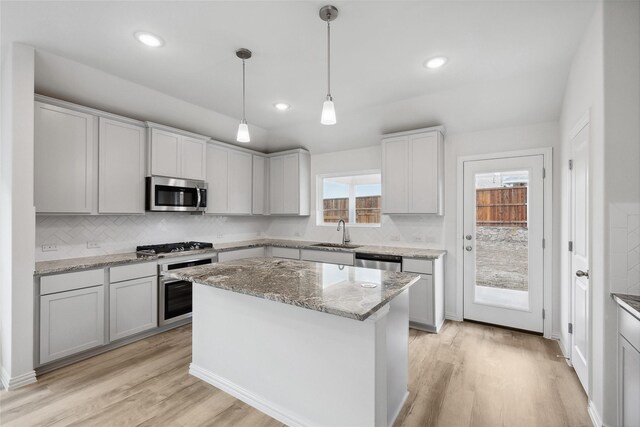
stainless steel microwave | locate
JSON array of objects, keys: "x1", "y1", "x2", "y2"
[{"x1": 145, "y1": 176, "x2": 208, "y2": 212}]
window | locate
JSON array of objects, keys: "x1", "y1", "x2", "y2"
[{"x1": 318, "y1": 172, "x2": 381, "y2": 226}]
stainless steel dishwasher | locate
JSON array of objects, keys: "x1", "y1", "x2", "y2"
[{"x1": 354, "y1": 253, "x2": 402, "y2": 272}]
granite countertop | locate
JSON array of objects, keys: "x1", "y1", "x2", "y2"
[
  {"x1": 34, "y1": 238, "x2": 447, "y2": 276},
  {"x1": 164, "y1": 257, "x2": 420, "y2": 321},
  {"x1": 612, "y1": 293, "x2": 640, "y2": 320},
  {"x1": 34, "y1": 252, "x2": 157, "y2": 275}
]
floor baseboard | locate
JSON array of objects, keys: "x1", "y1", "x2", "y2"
[
  {"x1": 588, "y1": 400, "x2": 603, "y2": 427},
  {"x1": 1, "y1": 366, "x2": 37, "y2": 390}
]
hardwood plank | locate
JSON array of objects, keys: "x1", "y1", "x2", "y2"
[{"x1": 0, "y1": 321, "x2": 591, "y2": 427}]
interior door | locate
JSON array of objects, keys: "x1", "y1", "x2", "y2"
[
  {"x1": 570, "y1": 122, "x2": 590, "y2": 392},
  {"x1": 463, "y1": 155, "x2": 545, "y2": 332}
]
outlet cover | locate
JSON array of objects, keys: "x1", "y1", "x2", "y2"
[
  {"x1": 390, "y1": 235, "x2": 400, "y2": 242},
  {"x1": 42, "y1": 243, "x2": 57, "y2": 252},
  {"x1": 217, "y1": 233, "x2": 224, "y2": 239},
  {"x1": 413, "y1": 236, "x2": 424, "y2": 242},
  {"x1": 87, "y1": 241, "x2": 101, "y2": 249},
  {"x1": 294, "y1": 231, "x2": 301, "y2": 237}
]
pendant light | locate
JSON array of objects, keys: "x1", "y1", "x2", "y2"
[
  {"x1": 236, "y1": 48, "x2": 252, "y2": 143},
  {"x1": 319, "y1": 5, "x2": 338, "y2": 125}
]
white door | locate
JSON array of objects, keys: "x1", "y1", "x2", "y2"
[
  {"x1": 463, "y1": 155, "x2": 545, "y2": 332},
  {"x1": 570, "y1": 122, "x2": 590, "y2": 392}
]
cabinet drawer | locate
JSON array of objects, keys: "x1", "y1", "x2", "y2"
[
  {"x1": 110, "y1": 262, "x2": 157, "y2": 283},
  {"x1": 402, "y1": 258, "x2": 433, "y2": 275},
  {"x1": 271, "y1": 247, "x2": 300, "y2": 260},
  {"x1": 300, "y1": 249, "x2": 354, "y2": 266},
  {"x1": 619, "y1": 307, "x2": 640, "y2": 351},
  {"x1": 218, "y1": 247, "x2": 266, "y2": 262},
  {"x1": 41, "y1": 269, "x2": 104, "y2": 295}
]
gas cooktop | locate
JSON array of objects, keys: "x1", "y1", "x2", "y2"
[{"x1": 136, "y1": 241, "x2": 213, "y2": 255}]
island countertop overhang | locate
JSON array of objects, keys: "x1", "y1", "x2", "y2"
[{"x1": 164, "y1": 257, "x2": 420, "y2": 321}]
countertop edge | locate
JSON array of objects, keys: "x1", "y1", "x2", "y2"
[
  {"x1": 166, "y1": 264, "x2": 420, "y2": 322},
  {"x1": 34, "y1": 238, "x2": 447, "y2": 275},
  {"x1": 612, "y1": 293, "x2": 640, "y2": 321}
]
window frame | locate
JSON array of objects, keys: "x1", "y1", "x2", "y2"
[{"x1": 316, "y1": 169, "x2": 382, "y2": 228}]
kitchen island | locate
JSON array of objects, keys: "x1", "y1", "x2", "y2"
[{"x1": 166, "y1": 257, "x2": 420, "y2": 427}]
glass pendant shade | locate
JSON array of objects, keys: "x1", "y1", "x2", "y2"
[
  {"x1": 321, "y1": 98, "x2": 337, "y2": 125},
  {"x1": 236, "y1": 121, "x2": 250, "y2": 143}
]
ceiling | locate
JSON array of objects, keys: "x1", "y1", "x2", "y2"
[{"x1": 1, "y1": 1, "x2": 597, "y2": 153}]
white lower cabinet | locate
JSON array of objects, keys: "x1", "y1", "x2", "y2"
[
  {"x1": 300, "y1": 249, "x2": 354, "y2": 266},
  {"x1": 618, "y1": 306, "x2": 640, "y2": 427},
  {"x1": 40, "y1": 285, "x2": 105, "y2": 364},
  {"x1": 109, "y1": 276, "x2": 158, "y2": 341},
  {"x1": 403, "y1": 256, "x2": 445, "y2": 333},
  {"x1": 218, "y1": 247, "x2": 266, "y2": 262},
  {"x1": 269, "y1": 246, "x2": 300, "y2": 260}
]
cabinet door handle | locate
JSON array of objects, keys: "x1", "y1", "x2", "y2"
[
  {"x1": 465, "y1": 235, "x2": 472, "y2": 240},
  {"x1": 465, "y1": 246, "x2": 473, "y2": 252}
]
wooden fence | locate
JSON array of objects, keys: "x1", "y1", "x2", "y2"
[
  {"x1": 323, "y1": 196, "x2": 381, "y2": 224},
  {"x1": 476, "y1": 187, "x2": 528, "y2": 227}
]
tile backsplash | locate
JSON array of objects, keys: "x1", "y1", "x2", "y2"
[
  {"x1": 35, "y1": 213, "x2": 270, "y2": 261},
  {"x1": 610, "y1": 202, "x2": 640, "y2": 295}
]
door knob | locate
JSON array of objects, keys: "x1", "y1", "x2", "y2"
[
  {"x1": 465, "y1": 246, "x2": 473, "y2": 252},
  {"x1": 465, "y1": 235, "x2": 472, "y2": 240},
  {"x1": 576, "y1": 270, "x2": 589, "y2": 278}
]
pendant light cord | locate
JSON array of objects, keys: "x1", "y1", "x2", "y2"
[
  {"x1": 242, "y1": 58, "x2": 246, "y2": 122},
  {"x1": 327, "y1": 20, "x2": 331, "y2": 97}
]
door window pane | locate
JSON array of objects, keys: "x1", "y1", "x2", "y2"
[{"x1": 474, "y1": 171, "x2": 529, "y2": 310}]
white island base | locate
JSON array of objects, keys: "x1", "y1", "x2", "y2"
[{"x1": 190, "y1": 283, "x2": 410, "y2": 427}]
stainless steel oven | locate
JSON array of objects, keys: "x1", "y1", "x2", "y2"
[
  {"x1": 146, "y1": 176, "x2": 208, "y2": 212},
  {"x1": 158, "y1": 254, "x2": 217, "y2": 326}
]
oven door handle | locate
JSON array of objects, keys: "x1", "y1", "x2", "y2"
[{"x1": 195, "y1": 186, "x2": 202, "y2": 209}]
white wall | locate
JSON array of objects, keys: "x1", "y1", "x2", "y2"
[
  {"x1": 560, "y1": 2, "x2": 640, "y2": 424},
  {"x1": 267, "y1": 121, "x2": 561, "y2": 332},
  {"x1": 35, "y1": 214, "x2": 269, "y2": 261},
  {"x1": 0, "y1": 43, "x2": 37, "y2": 389},
  {"x1": 601, "y1": 1, "x2": 640, "y2": 424},
  {"x1": 34, "y1": 50, "x2": 270, "y2": 152}
]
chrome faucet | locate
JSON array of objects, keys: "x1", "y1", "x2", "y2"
[{"x1": 337, "y1": 219, "x2": 350, "y2": 244}]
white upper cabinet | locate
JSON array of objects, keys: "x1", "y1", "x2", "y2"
[
  {"x1": 147, "y1": 124, "x2": 207, "y2": 181},
  {"x1": 252, "y1": 155, "x2": 267, "y2": 215},
  {"x1": 269, "y1": 155, "x2": 285, "y2": 214},
  {"x1": 98, "y1": 118, "x2": 146, "y2": 214},
  {"x1": 268, "y1": 150, "x2": 310, "y2": 216},
  {"x1": 181, "y1": 136, "x2": 207, "y2": 181},
  {"x1": 35, "y1": 101, "x2": 96, "y2": 214},
  {"x1": 150, "y1": 128, "x2": 180, "y2": 178},
  {"x1": 206, "y1": 144, "x2": 229, "y2": 213},
  {"x1": 382, "y1": 127, "x2": 444, "y2": 215},
  {"x1": 228, "y1": 150, "x2": 252, "y2": 214},
  {"x1": 205, "y1": 142, "x2": 252, "y2": 215}
]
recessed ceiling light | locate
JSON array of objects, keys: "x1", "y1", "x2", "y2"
[
  {"x1": 134, "y1": 31, "x2": 164, "y2": 48},
  {"x1": 274, "y1": 103, "x2": 291, "y2": 111},
  {"x1": 424, "y1": 56, "x2": 448, "y2": 69}
]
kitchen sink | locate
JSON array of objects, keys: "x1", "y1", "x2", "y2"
[{"x1": 311, "y1": 243, "x2": 362, "y2": 249}]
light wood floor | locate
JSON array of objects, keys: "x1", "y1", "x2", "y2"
[{"x1": 0, "y1": 321, "x2": 591, "y2": 427}]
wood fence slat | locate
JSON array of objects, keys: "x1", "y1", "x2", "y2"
[{"x1": 476, "y1": 187, "x2": 527, "y2": 227}]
